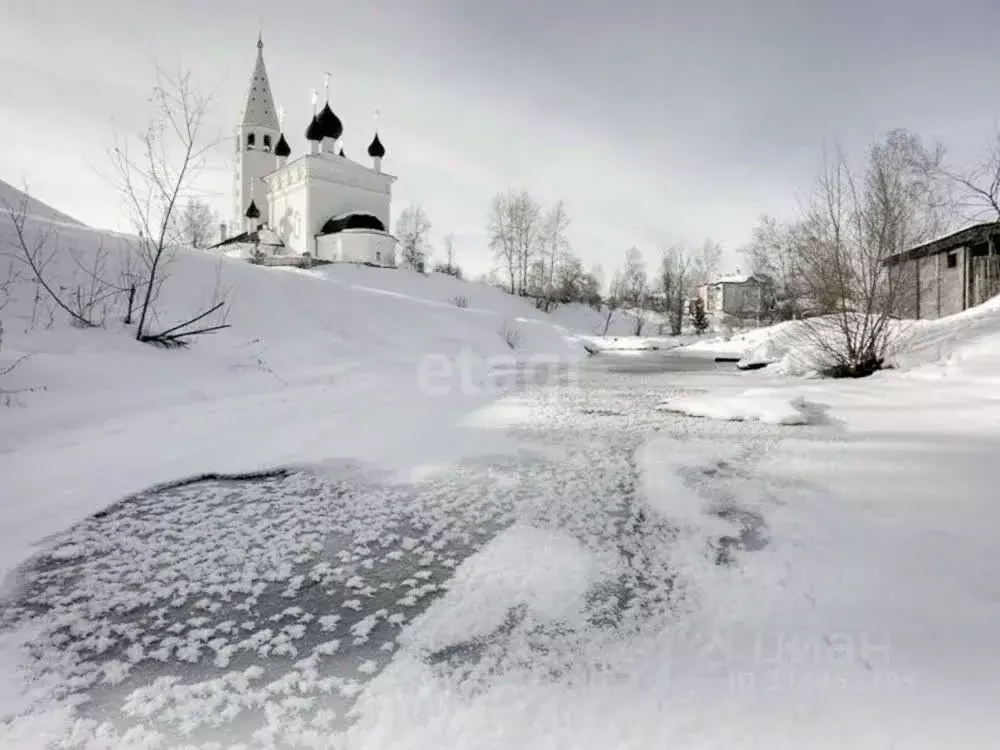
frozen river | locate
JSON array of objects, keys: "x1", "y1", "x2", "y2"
[{"x1": 1, "y1": 354, "x2": 791, "y2": 748}]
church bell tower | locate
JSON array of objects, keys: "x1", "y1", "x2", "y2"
[{"x1": 233, "y1": 32, "x2": 280, "y2": 235}]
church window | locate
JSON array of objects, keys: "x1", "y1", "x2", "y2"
[
  {"x1": 235, "y1": 135, "x2": 240, "y2": 152},
  {"x1": 263, "y1": 134, "x2": 272, "y2": 153},
  {"x1": 247, "y1": 132, "x2": 255, "y2": 150}
]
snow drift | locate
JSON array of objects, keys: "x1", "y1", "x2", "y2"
[
  {"x1": 657, "y1": 389, "x2": 820, "y2": 425},
  {"x1": 676, "y1": 294, "x2": 1000, "y2": 381}
]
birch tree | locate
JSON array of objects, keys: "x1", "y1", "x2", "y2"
[
  {"x1": 692, "y1": 239, "x2": 722, "y2": 288},
  {"x1": 488, "y1": 190, "x2": 541, "y2": 295},
  {"x1": 175, "y1": 198, "x2": 218, "y2": 248},
  {"x1": 536, "y1": 200, "x2": 571, "y2": 310},
  {"x1": 621, "y1": 247, "x2": 649, "y2": 334},
  {"x1": 396, "y1": 205, "x2": 432, "y2": 272}
]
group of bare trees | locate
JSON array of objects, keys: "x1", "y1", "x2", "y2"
[
  {"x1": 738, "y1": 128, "x2": 984, "y2": 376},
  {"x1": 487, "y1": 190, "x2": 601, "y2": 311},
  {"x1": 599, "y1": 241, "x2": 722, "y2": 336},
  {"x1": 3, "y1": 67, "x2": 230, "y2": 349},
  {"x1": 394, "y1": 207, "x2": 466, "y2": 279}
]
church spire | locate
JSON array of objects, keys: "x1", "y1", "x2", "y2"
[{"x1": 240, "y1": 31, "x2": 279, "y2": 130}]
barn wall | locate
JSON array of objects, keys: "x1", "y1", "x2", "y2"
[
  {"x1": 891, "y1": 248, "x2": 966, "y2": 320},
  {"x1": 937, "y1": 247, "x2": 966, "y2": 317}
]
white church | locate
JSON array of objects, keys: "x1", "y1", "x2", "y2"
[{"x1": 219, "y1": 34, "x2": 398, "y2": 267}]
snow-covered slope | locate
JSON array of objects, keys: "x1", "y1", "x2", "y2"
[
  {"x1": 549, "y1": 302, "x2": 668, "y2": 337},
  {"x1": 676, "y1": 296, "x2": 1000, "y2": 381},
  {"x1": 0, "y1": 188, "x2": 585, "y2": 581},
  {"x1": 891, "y1": 295, "x2": 1000, "y2": 380},
  {"x1": 0, "y1": 178, "x2": 85, "y2": 228}
]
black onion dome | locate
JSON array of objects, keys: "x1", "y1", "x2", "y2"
[
  {"x1": 315, "y1": 102, "x2": 343, "y2": 140},
  {"x1": 274, "y1": 133, "x2": 291, "y2": 157},
  {"x1": 367, "y1": 132, "x2": 385, "y2": 158},
  {"x1": 245, "y1": 199, "x2": 260, "y2": 219},
  {"x1": 305, "y1": 115, "x2": 322, "y2": 142}
]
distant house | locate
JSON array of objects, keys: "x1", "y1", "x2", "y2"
[
  {"x1": 884, "y1": 222, "x2": 1000, "y2": 319},
  {"x1": 698, "y1": 272, "x2": 774, "y2": 330}
]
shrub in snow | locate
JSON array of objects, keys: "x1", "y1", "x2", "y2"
[
  {"x1": 0, "y1": 320, "x2": 41, "y2": 405},
  {"x1": 3, "y1": 68, "x2": 231, "y2": 349},
  {"x1": 450, "y1": 295, "x2": 470, "y2": 309},
  {"x1": 500, "y1": 319, "x2": 521, "y2": 350}
]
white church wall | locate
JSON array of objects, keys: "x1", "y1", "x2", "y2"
[
  {"x1": 305, "y1": 172, "x2": 392, "y2": 240},
  {"x1": 268, "y1": 186, "x2": 308, "y2": 255},
  {"x1": 315, "y1": 231, "x2": 397, "y2": 266},
  {"x1": 264, "y1": 159, "x2": 314, "y2": 255}
]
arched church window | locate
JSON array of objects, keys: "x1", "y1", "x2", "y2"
[
  {"x1": 263, "y1": 134, "x2": 272, "y2": 153},
  {"x1": 235, "y1": 135, "x2": 240, "y2": 152},
  {"x1": 247, "y1": 132, "x2": 255, "y2": 150}
]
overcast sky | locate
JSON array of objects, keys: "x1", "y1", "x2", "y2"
[{"x1": 3, "y1": 0, "x2": 1000, "y2": 278}]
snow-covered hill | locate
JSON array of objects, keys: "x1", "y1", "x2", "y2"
[
  {"x1": 0, "y1": 187, "x2": 586, "y2": 580},
  {"x1": 549, "y1": 302, "x2": 668, "y2": 338},
  {"x1": 0, "y1": 178, "x2": 85, "y2": 228}
]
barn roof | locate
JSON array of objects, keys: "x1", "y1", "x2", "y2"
[{"x1": 884, "y1": 221, "x2": 1000, "y2": 266}]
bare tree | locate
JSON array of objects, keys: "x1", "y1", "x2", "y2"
[
  {"x1": 443, "y1": 233, "x2": 456, "y2": 270},
  {"x1": 601, "y1": 268, "x2": 626, "y2": 335},
  {"x1": 742, "y1": 216, "x2": 807, "y2": 321},
  {"x1": 579, "y1": 265, "x2": 603, "y2": 309},
  {"x1": 798, "y1": 130, "x2": 950, "y2": 376},
  {"x1": 535, "y1": 200, "x2": 571, "y2": 311},
  {"x1": 2, "y1": 184, "x2": 144, "y2": 332},
  {"x1": 692, "y1": 239, "x2": 723, "y2": 288},
  {"x1": 554, "y1": 251, "x2": 585, "y2": 302},
  {"x1": 110, "y1": 66, "x2": 230, "y2": 346},
  {"x1": 396, "y1": 205, "x2": 432, "y2": 272},
  {"x1": 2, "y1": 190, "x2": 103, "y2": 329},
  {"x1": 939, "y1": 127, "x2": 1000, "y2": 298},
  {"x1": 433, "y1": 232, "x2": 462, "y2": 278},
  {"x1": 0, "y1": 252, "x2": 29, "y2": 402},
  {"x1": 942, "y1": 128, "x2": 1000, "y2": 221},
  {"x1": 488, "y1": 190, "x2": 541, "y2": 296},
  {"x1": 0, "y1": 318, "x2": 41, "y2": 405},
  {"x1": 621, "y1": 247, "x2": 649, "y2": 334},
  {"x1": 5, "y1": 69, "x2": 229, "y2": 346},
  {"x1": 175, "y1": 197, "x2": 218, "y2": 249},
  {"x1": 659, "y1": 246, "x2": 692, "y2": 335}
]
